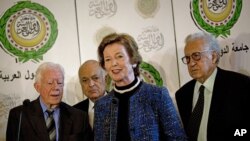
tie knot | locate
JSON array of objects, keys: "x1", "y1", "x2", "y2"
[
  {"x1": 199, "y1": 85, "x2": 205, "y2": 93},
  {"x1": 46, "y1": 110, "x2": 54, "y2": 116}
]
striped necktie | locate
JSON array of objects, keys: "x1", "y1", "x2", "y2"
[
  {"x1": 46, "y1": 110, "x2": 56, "y2": 141},
  {"x1": 187, "y1": 85, "x2": 205, "y2": 141}
]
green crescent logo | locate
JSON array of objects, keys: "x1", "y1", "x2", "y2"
[
  {"x1": 0, "y1": 1, "x2": 58, "y2": 63},
  {"x1": 191, "y1": 0, "x2": 242, "y2": 38}
]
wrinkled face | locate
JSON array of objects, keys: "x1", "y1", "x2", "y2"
[
  {"x1": 103, "y1": 43, "x2": 135, "y2": 86},
  {"x1": 184, "y1": 39, "x2": 217, "y2": 83},
  {"x1": 79, "y1": 63, "x2": 106, "y2": 102},
  {"x1": 34, "y1": 68, "x2": 64, "y2": 108}
]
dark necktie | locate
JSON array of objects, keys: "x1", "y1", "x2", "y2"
[
  {"x1": 46, "y1": 110, "x2": 56, "y2": 141},
  {"x1": 187, "y1": 85, "x2": 205, "y2": 141}
]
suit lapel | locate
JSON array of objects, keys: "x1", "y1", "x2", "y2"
[
  {"x1": 207, "y1": 68, "x2": 225, "y2": 136},
  {"x1": 59, "y1": 103, "x2": 73, "y2": 141},
  {"x1": 25, "y1": 98, "x2": 49, "y2": 140},
  {"x1": 180, "y1": 80, "x2": 196, "y2": 128},
  {"x1": 83, "y1": 99, "x2": 89, "y2": 112}
]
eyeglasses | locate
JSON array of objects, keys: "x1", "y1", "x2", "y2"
[{"x1": 181, "y1": 50, "x2": 213, "y2": 64}]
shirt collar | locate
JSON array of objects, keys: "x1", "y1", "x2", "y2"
[
  {"x1": 39, "y1": 97, "x2": 59, "y2": 114},
  {"x1": 88, "y1": 99, "x2": 95, "y2": 109},
  {"x1": 195, "y1": 68, "x2": 217, "y2": 93}
]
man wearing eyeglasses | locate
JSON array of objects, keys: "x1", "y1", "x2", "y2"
[{"x1": 175, "y1": 32, "x2": 250, "y2": 141}]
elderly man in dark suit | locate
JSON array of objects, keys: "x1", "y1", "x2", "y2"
[
  {"x1": 74, "y1": 60, "x2": 106, "y2": 140},
  {"x1": 176, "y1": 32, "x2": 250, "y2": 141},
  {"x1": 6, "y1": 62, "x2": 92, "y2": 141}
]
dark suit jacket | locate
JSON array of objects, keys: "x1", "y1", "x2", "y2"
[
  {"x1": 74, "y1": 99, "x2": 94, "y2": 141},
  {"x1": 6, "y1": 97, "x2": 92, "y2": 141},
  {"x1": 74, "y1": 99, "x2": 89, "y2": 113},
  {"x1": 175, "y1": 67, "x2": 250, "y2": 141}
]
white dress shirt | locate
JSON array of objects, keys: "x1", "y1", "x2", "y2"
[
  {"x1": 88, "y1": 100, "x2": 95, "y2": 129},
  {"x1": 193, "y1": 68, "x2": 217, "y2": 141}
]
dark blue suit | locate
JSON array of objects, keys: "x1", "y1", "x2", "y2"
[
  {"x1": 74, "y1": 99, "x2": 94, "y2": 141},
  {"x1": 6, "y1": 98, "x2": 92, "y2": 141},
  {"x1": 74, "y1": 99, "x2": 89, "y2": 113}
]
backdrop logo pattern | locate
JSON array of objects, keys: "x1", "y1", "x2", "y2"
[
  {"x1": 0, "y1": 1, "x2": 58, "y2": 63},
  {"x1": 135, "y1": 0, "x2": 160, "y2": 19},
  {"x1": 191, "y1": 0, "x2": 242, "y2": 38}
]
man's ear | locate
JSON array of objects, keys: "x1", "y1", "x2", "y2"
[
  {"x1": 34, "y1": 82, "x2": 40, "y2": 93},
  {"x1": 212, "y1": 51, "x2": 218, "y2": 64}
]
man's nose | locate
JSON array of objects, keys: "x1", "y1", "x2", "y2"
[{"x1": 88, "y1": 79, "x2": 95, "y2": 86}]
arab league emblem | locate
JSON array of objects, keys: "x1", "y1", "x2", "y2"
[
  {"x1": 0, "y1": 1, "x2": 58, "y2": 63},
  {"x1": 191, "y1": 0, "x2": 242, "y2": 38}
]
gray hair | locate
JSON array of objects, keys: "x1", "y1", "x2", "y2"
[
  {"x1": 35, "y1": 62, "x2": 65, "y2": 83},
  {"x1": 78, "y1": 59, "x2": 106, "y2": 79},
  {"x1": 185, "y1": 32, "x2": 221, "y2": 63}
]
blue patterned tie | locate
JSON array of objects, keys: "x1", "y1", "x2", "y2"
[
  {"x1": 46, "y1": 110, "x2": 56, "y2": 141},
  {"x1": 187, "y1": 85, "x2": 205, "y2": 141}
]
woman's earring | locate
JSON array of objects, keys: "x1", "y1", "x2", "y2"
[{"x1": 132, "y1": 64, "x2": 137, "y2": 68}]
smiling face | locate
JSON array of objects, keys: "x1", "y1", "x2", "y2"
[
  {"x1": 34, "y1": 67, "x2": 64, "y2": 109},
  {"x1": 103, "y1": 43, "x2": 135, "y2": 86},
  {"x1": 79, "y1": 60, "x2": 106, "y2": 102}
]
